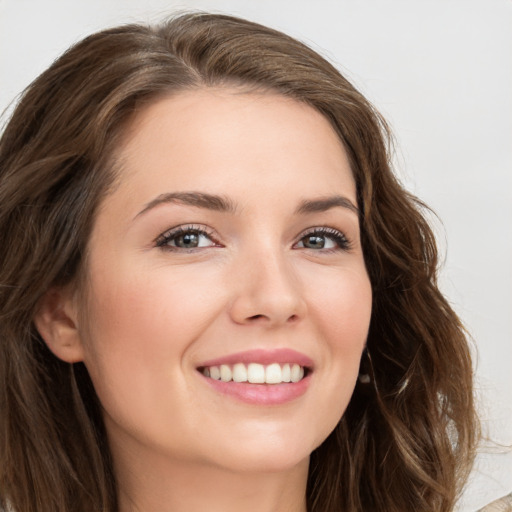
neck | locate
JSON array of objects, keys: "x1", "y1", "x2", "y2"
[{"x1": 114, "y1": 445, "x2": 309, "y2": 512}]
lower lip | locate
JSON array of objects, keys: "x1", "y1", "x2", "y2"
[{"x1": 200, "y1": 373, "x2": 312, "y2": 405}]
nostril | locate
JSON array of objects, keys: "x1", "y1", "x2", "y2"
[
  {"x1": 247, "y1": 313, "x2": 299, "y2": 323},
  {"x1": 248, "y1": 314, "x2": 266, "y2": 321}
]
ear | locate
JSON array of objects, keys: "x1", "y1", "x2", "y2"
[{"x1": 34, "y1": 286, "x2": 85, "y2": 363}]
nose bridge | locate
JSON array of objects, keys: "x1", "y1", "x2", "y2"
[{"x1": 229, "y1": 237, "x2": 306, "y2": 325}]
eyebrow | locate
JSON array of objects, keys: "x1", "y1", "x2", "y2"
[
  {"x1": 135, "y1": 192, "x2": 237, "y2": 218},
  {"x1": 135, "y1": 191, "x2": 359, "y2": 219},
  {"x1": 295, "y1": 195, "x2": 359, "y2": 215}
]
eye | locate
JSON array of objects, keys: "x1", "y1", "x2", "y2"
[
  {"x1": 156, "y1": 225, "x2": 217, "y2": 250},
  {"x1": 295, "y1": 227, "x2": 350, "y2": 251}
]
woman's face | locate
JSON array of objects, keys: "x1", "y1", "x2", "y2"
[{"x1": 75, "y1": 88, "x2": 372, "y2": 473}]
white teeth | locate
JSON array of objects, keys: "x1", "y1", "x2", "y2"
[
  {"x1": 282, "y1": 363, "x2": 291, "y2": 382},
  {"x1": 232, "y1": 363, "x2": 248, "y2": 382},
  {"x1": 265, "y1": 363, "x2": 282, "y2": 384},
  {"x1": 201, "y1": 362, "x2": 307, "y2": 384},
  {"x1": 247, "y1": 363, "x2": 265, "y2": 383},
  {"x1": 209, "y1": 366, "x2": 221, "y2": 380},
  {"x1": 220, "y1": 364, "x2": 232, "y2": 382},
  {"x1": 290, "y1": 364, "x2": 303, "y2": 383}
]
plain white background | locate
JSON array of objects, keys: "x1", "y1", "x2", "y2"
[{"x1": 1, "y1": 1, "x2": 510, "y2": 510}]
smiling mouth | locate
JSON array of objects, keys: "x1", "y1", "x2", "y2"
[{"x1": 198, "y1": 362, "x2": 309, "y2": 384}]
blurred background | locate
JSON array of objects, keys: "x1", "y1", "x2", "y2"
[{"x1": 1, "y1": 1, "x2": 510, "y2": 509}]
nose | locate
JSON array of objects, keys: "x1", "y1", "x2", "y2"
[{"x1": 228, "y1": 247, "x2": 307, "y2": 327}]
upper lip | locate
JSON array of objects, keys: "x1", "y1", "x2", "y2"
[{"x1": 197, "y1": 348, "x2": 314, "y2": 369}]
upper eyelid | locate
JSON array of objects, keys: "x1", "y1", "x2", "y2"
[
  {"x1": 160, "y1": 224, "x2": 214, "y2": 236},
  {"x1": 299, "y1": 226, "x2": 345, "y2": 235},
  {"x1": 297, "y1": 226, "x2": 349, "y2": 240}
]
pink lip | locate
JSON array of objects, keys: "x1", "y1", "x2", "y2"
[
  {"x1": 196, "y1": 348, "x2": 314, "y2": 406},
  {"x1": 200, "y1": 373, "x2": 312, "y2": 405},
  {"x1": 198, "y1": 348, "x2": 314, "y2": 369}
]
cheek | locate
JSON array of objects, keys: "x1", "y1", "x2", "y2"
[
  {"x1": 79, "y1": 265, "x2": 201, "y2": 382},
  {"x1": 312, "y1": 267, "x2": 372, "y2": 348},
  {"x1": 307, "y1": 267, "x2": 372, "y2": 414},
  {"x1": 77, "y1": 264, "x2": 233, "y2": 450},
  {"x1": 78, "y1": 264, "x2": 223, "y2": 404},
  {"x1": 82, "y1": 262, "x2": 221, "y2": 353}
]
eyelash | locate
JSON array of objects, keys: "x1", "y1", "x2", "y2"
[
  {"x1": 155, "y1": 225, "x2": 351, "y2": 252},
  {"x1": 297, "y1": 227, "x2": 351, "y2": 252}
]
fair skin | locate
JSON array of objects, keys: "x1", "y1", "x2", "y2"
[{"x1": 37, "y1": 88, "x2": 372, "y2": 512}]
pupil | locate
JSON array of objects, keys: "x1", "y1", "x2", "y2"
[
  {"x1": 179, "y1": 232, "x2": 198, "y2": 247},
  {"x1": 305, "y1": 235, "x2": 325, "y2": 249}
]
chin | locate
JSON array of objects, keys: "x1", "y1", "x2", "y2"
[
  {"x1": 200, "y1": 430, "x2": 321, "y2": 474},
  {"x1": 214, "y1": 449, "x2": 310, "y2": 475}
]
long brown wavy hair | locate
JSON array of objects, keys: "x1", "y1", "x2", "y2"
[{"x1": 0, "y1": 12, "x2": 478, "y2": 512}]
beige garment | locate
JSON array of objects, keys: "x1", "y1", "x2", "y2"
[{"x1": 478, "y1": 492, "x2": 512, "y2": 511}]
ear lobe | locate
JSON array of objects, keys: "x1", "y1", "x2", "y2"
[{"x1": 34, "y1": 286, "x2": 85, "y2": 363}]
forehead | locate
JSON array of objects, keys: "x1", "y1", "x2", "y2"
[{"x1": 110, "y1": 87, "x2": 356, "y2": 211}]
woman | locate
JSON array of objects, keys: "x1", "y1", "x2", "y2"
[{"x1": 0, "y1": 12, "x2": 478, "y2": 512}]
